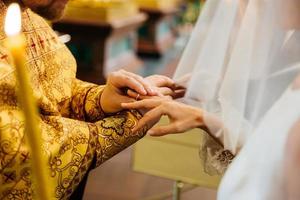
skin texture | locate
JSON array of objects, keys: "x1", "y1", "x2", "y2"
[
  {"x1": 122, "y1": 99, "x2": 204, "y2": 136},
  {"x1": 284, "y1": 76, "x2": 300, "y2": 199},
  {"x1": 127, "y1": 75, "x2": 185, "y2": 100},
  {"x1": 284, "y1": 120, "x2": 300, "y2": 200},
  {"x1": 101, "y1": 71, "x2": 182, "y2": 114},
  {"x1": 280, "y1": 0, "x2": 300, "y2": 29},
  {"x1": 281, "y1": 0, "x2": 300, "y2": 196},
  {"x1": 101, "y1": 70, "x2": 157, "y2": 114}
]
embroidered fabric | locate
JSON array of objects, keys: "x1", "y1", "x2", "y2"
[{"x1": 199, "y1": 133, "x2": 234, "y2": 176}]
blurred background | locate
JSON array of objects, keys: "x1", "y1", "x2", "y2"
[{"x1": 53, "y1": 0, "x2": 219, "y2": 199}]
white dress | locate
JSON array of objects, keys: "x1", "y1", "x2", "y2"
[{"x1": 218, "y1": 87, "x2": 300, "y2": 200}]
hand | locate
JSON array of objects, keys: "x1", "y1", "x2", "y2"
[
  {"x1": 122, "y1": 99, "x2": 204, "y2": 136},
  {"x1": 101, "y1": 70, "x2": 157, "y2": 113},
  {"x1": 127, "y1": 75, "x2": 186, "y2": 100}
]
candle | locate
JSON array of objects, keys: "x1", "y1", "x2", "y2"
[{"x1": 5, "y1": 3, "x2": 50, "y2": 200}]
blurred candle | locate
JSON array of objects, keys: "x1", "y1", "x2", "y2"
[{"x1": 4, "y1": 3, "x2": 50, "y2": 200}]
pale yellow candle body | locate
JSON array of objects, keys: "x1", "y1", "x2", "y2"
[{"x1": 6, "y1": 34, "x2": 51, "y2": 200}]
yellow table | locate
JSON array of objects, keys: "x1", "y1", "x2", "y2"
[
  {"x1": 64, "y1": 0, "x2": 139, "y2": 23},
  {"x1": 135, "y1": 0, "x2": 179, "y2": 10},
  {"x1": 133, "y1": 117, "x2": 221, "y2": 199}
]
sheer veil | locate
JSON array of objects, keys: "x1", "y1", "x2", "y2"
[{"x1": 174, "y1": 0, "x2": 300, "y2": 155}]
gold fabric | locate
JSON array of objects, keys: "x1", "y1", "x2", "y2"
[{"x1": 0, "y1": 2, "x2": 146, "y2": 199}]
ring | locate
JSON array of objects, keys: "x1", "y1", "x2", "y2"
[{"x1": 135, "y1": 94, "x2": 140, "y2": 101}]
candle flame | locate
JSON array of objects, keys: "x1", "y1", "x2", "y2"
[{"x1": 5, "y1": 3, "x2": 22, "y2": 36}]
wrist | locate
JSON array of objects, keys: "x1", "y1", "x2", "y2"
[
  {"x1": 100, "y1": 85, "x2": 124, "y2": 114},
  {"x1": 194, "y1": 108, "x2": 205, "y2": 128},
  {"x1": 99, "y1": 86, "x2": 110, "y2": 114}
]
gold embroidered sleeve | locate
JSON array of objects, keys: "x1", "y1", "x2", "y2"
[
  {"x1": 43, "y1": 109, "x2": 147, "y2": 199},
  {"x1": 70, "y1": 79, "x2": 106, "y2": 122},
  {"x1": 0, "y1": 108, "x2": 147, "y2": 200},
  {"x1": 92, "y1": 110, "x2": 146, "y2": 167}
]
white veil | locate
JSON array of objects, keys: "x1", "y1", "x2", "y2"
[{"x1": 174, "y1": 0, "x2": 300, "y2": 154}]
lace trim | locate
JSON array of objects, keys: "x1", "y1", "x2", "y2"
[{"x1": 199, "y1": 133, "x2": 234, "y2": 176}]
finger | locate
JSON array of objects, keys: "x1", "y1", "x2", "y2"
[
  {"x1": 138, "y1": 95, "x2": 172, "y2": 100},
  {"x1": 122, "y1": 99, "x2": 164, "y2": 110},
  {"x1": 116, "y1": 75, "x2": 147, "y2": 95},
  {"x1": 127, "y1": 89, "x2": 137, "y2": 98},
  {"x1": 123, "y1": 71, "x2": 157, "y2": 96},
  {"x1": 132, "y1": 106, "x2": 165, "y2": 132},
  {"x1": 126, "y1": 89, "x2": 153, "y2": 100},
  {"x1": 158, "y1": 87, "x2": 174, "y2": 96},
  {"x1": 156, "y1": 87, "x2": 186, "y2": 99},
  {"x1": 151, "y1": 75, "x2": 176, "y2": 89},
  {"x1": 148, "y1": 123, "x2": 182, "y2": 136},
  {"x1": 174, "y1": 84, "x2": 186, "y2": 90}
]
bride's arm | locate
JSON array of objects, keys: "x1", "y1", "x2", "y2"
[
  {"x1": 284, "y1": 75, "x2": 300, "y2": 199},
  {"x1": 284, "y1": 119, "x2": 300, "y2": 199},
  {"x1": 122, "y1": 99, "x2": 206, "y2": 135},
  {"x1": 121, "y1": 98, "x2": 227, "y2": 146}
]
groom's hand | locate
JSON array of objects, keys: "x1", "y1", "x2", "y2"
[
  {"x1": 127, "y1": 75, "x2": 186, "y2": 100},
  {"x1": 100, "y1": 70, "x2": 157, "y2": 114}
]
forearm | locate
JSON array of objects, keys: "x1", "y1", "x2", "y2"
[{"x1": 199, "y1": 111, "x2": 227, "y2": 149}]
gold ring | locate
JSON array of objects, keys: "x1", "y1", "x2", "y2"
[{"x1": 136, "y1": 94, "x2": 140, "y2": 101}]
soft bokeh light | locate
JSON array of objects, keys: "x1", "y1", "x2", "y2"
[{"x1": 5, "y1": 3, "x2": 22, "y2": 36}]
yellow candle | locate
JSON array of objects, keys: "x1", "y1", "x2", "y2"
[{"x1": 5, "y1": 3, "x2": 50, "y2": 200}]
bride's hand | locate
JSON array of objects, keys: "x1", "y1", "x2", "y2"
[{"x1": 122, "y1": 99, "x2": 204, "y2": 136}]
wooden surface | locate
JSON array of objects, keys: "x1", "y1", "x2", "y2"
[{"x1": 137, "y1": 7, "x2": 178, "y2": 57}]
